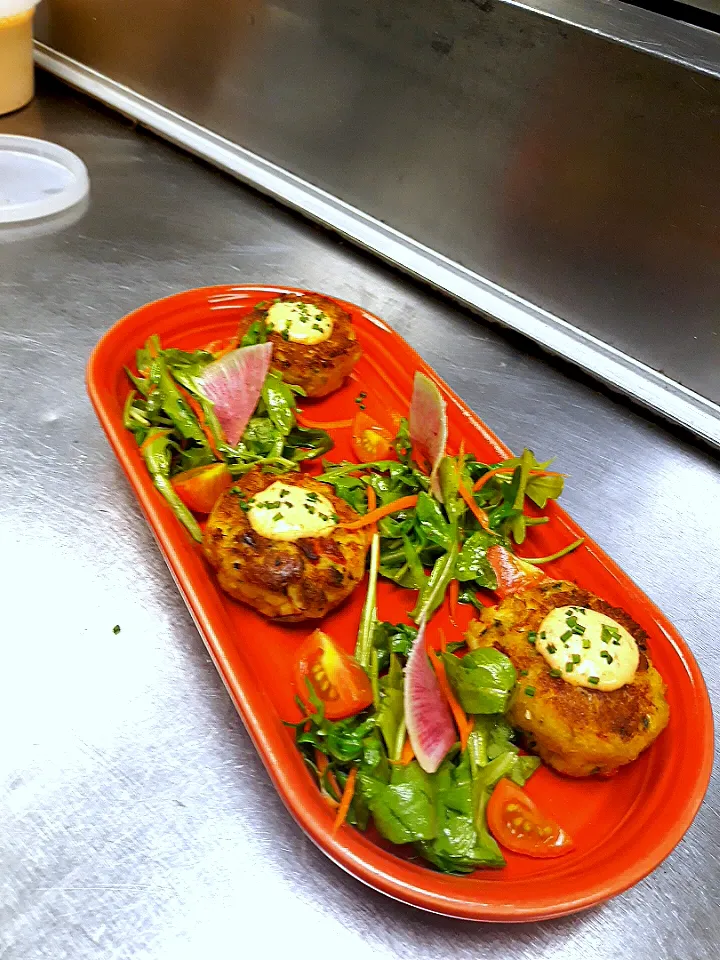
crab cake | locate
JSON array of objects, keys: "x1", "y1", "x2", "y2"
[
  {"x1": 204, "y1": 469, "x2": 369, "y2": 621},
  {"x1": 467, "y1": 581, "x2": 669, "y2": 777},
  {"x1": 241, "y1": 293, "x2": 362, "y2": 397}
]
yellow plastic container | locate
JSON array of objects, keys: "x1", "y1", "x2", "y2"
[{"x1": 0, "y1": 3, "x2": 37, "y2": 116}]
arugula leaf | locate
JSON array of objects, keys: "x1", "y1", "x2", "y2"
[
  {"x1": 455, "y1": 530, "x2": 501, "y2": 588},
  {"x1": 458, "y1": 587, "x2": 484, "y2": 611},
  {"x1": 470, "y1": 718, "x2": 541, "y2": 785},
  {"x1": 261, "y1": 371, "x2": 296, "y2": 435},
  {"x1": 415, "y1": 491, "x2": 453, "y2": 549},
  {"x1": 240, "y1": 319, "x2": 268, "y2": 347},
  {"x1": 411, "y1": 545, "x2": 458, "y2": 624},
  {"x1": 416, "y1": 753, "x2": 505, "y2": 872},
  {"x1": 372, "y1": 622, "x2": 417, "y2": 671},
  {"x1": 526, "y1": 473, "x2": 564, "y2": 508},
  {"x1": 284, "y1": 426, "x2": 334, "y2": 462},
  {"x1": 358, "y1": 761, "x2": 437, "y2": 845},
  {"x1": 376, "y1": 654, "x2": 405, "y2": 759},
  {"x1": 442, "y1": 649, "x2": 517, "y2": 715},
  {"x1": 393, "y1": 417, "x2": 412, "y2": 464}
]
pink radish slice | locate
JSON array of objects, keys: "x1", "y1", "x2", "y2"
[
  {"x1": 198, "y1": 342, "x2": 273, "y2": 446},
  {"x1": 404, "y1": 619, "x2": 456, "y2": 773},
  {"x1": 409, "y1": 372, "x2": 448, "y2": 500}
]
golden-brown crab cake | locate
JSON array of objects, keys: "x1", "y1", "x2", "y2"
[
  {"x1": 467, "y1": 581, "x2": 669, "y2": 777},
  {"x1": 204, "y1": 469, "x2": 369, "y2": 621},
  {"x1": 241, "y1": 293, "x2": 362, "y2": 397}
]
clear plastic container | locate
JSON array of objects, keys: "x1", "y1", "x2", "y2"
[{"x1": 0, "y1": 0, "x2": 39, "y2": 116}]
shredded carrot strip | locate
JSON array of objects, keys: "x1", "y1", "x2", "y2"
[
  {"x1": 341, "y1": 495, "x2": 418, "y2": 529},
  {"x1": 213, "y1": 338, "x2": 238, "y2": 360},
  {"x1": 296, "y1": 411, "x2": 354, "y2": 429},
  {"x1": 389, "y1": 737, "x2": 416, "y2": 766},
  {"x1": 439, "y1": 627, "x2": 448, "y2": 654},
  {"x1": 448, "y1": 579, "x2": 459, "y2": 625},
  {"x1": 457, "y1": 480, "x2": 491, "y2": 532},
  {"x1": 365, "y1": 484, "x2": 378, "y2": 536},
  {"x1": 472, "y1": 466, "x2": 564, "y2": 493},
  {"x1": 458, "y1": 438, "x2": 466, "y2": 458},
  {"x1": 430, "y1": 650, "x2": 473, "y2": 751},
  {"x1": 315, "y1": 749, "x2": 328, "y2": 776},
  {"x1": 332, "y1": 767, "x2": 358, "y2": 834},
  {"x1": 203, "y1": 336, "x2": 238, "y2": 358},
  {"x1": 139, "y1": 429, "x2": 167, "y2": 457},
  {"x1": 314, "y1": 751, "x2": 340, "y2": 808},
  {"x1": 177, "y1": 385, "x2": 224, "y2": 461}
]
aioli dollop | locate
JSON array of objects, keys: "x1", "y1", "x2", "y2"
[
  {"x1": 535, "y1": 605, "x2": 639, "y2": 692},
  {"x1": 247, "y1": 481, "x2": 337, "y2": 541}
]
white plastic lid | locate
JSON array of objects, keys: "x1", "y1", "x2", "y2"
[
  {"x1": 0, "y1": 0, "x2": 39, "y2": 17},
  {"x1": 0, "y1": 135, "x2": 89, "y2": 223}
]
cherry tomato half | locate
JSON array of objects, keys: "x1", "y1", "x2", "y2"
[
  {"x1": 487, "y1": 545, "x2": 547, "y2": 598},
  {"x1": 295, "y1": 630, "x2": 373, "y2": 719},
  {"x1": 351, "y1": 411, "x2": 394, "y2": 462},
  {"x1": 487, "y1": 779, "x2": 574, "y2": 858},
  {"x1": 171, "y1": 463, "x2": 232, "y2": 514}
]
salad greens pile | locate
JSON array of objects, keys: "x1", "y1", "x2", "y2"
[
  {"x1": 320, "y1": 432, "x2": 574, "y2": 621},
  {"x1": 291, "y1": 622, "x2": 539, "y2": 873},
  {"x1": 292, "y1": 419, "x2": 583, "y2": 873},
  {"x1": 123, "y1": 335, "x2": 333, "y2": 540}
]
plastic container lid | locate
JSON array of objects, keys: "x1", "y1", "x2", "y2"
[{"x1": 0, "y1": 135, "x2": 89, "y2": 223}]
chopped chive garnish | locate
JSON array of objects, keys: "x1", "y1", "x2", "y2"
[
  {"x1": 572, "y1": 653, "x2": 581, "y2": 663},
  {"x1": 112, "y1": 624, "x2": 121, "y2": 635},
  {"x1": 527, "y1": 631, "x2": 537, "y2": 645},
  {"x1": 547, "y1": 643, "x2": 557, "y2": 654},
  {"x1": 601, "y1": 624, "x2": 621, "y2": 644},
  {"x1": 565, "y1": 662, "x2": 574, "y2": 673},
  {"x1": 519, "y1": 669, "x2": 529, "y2": 677},
  {"x1": 525, "y1": 687, "x2": 536, "y2": 697},
  {"x1": 540, "y1": 631, "x2": 547, "y2": 640},
  {"x1": 273, "y1": 512, "x2": 282, "y2": 521},
  {"x1": 549, "y1": 668, "x2": 562, "y2": 678},
  {"x1": 588, "y1": 676, "x2": 600, "y2": 685},
  {"x1": 560, "y1": 630, "x2": 573, "y2": 643},
  {"x1": 582, "y1": 638, "x2": 591, "y2": 649}
]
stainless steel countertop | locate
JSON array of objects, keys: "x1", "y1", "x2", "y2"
[{"x1": 1, "y1": 78, "x2": 718, "y2": 960}]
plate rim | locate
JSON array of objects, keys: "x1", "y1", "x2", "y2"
[{"x1": 86, "y1": 283, "x2": 715, "y2": 922}]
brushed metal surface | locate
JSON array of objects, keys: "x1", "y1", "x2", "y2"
[
  {"x1": 1, "y1": 78, "x2": 719, "y2": 960},
  {"x1": 31, "y1": 45, "x2": 720, "y2": 451},
  {"x1": 35, "y1": 0, "x2": 720, "y2": 419}
]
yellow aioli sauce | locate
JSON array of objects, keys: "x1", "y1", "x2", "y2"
[
  {"x1": 265, "y1": 301, "x2": 333, "y2": 345},
  {"x1": 247, "y1": 481, "x2": 337, "y2": 541},
  {"x1": 535, "y1": 605, "x2": 639, "y2": 691}
]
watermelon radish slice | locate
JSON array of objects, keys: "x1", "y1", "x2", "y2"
[
  {"x1": 198, "y1": 343, "x2": 273, "y2": 446},
  {"x1": 404, "y1": 619, "x2": 455, "y2": 773},
  {"x1": 409, "y1": 372, "x2": 448, "y2": 501}
]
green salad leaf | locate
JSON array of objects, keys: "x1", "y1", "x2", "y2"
[{"x1": 441, "y1": 649, "x2": 517, "y2": 715}]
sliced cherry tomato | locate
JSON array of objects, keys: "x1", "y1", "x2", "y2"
[
  {"x1": 295, "y1": 630, "x2": 373, "y2": 719},
  {"x1": 351, "y1": 411, "x2": 394, "y2": 462},
  {"x1": 487, "y1": 779, "x2": 573, "y2": 858},
  {"x1": 487, "y1": 545, "x2": 548, "y2": 598},
  {"x1": 171, "y1": 463, "x2": 232, "y2": 514}
]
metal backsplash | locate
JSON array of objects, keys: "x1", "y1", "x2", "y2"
[{"x1": 35, "y1": 0, "x2": 720, "y2": 442}]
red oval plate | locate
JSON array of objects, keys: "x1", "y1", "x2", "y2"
[{"x1": 87, "y1": 285, "x2": 713, "y2": 922}]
